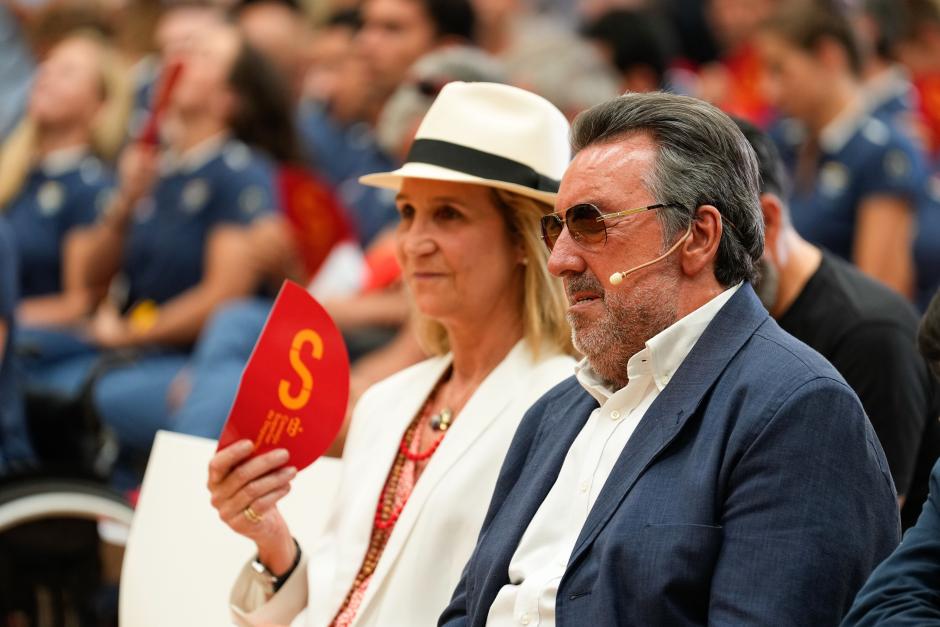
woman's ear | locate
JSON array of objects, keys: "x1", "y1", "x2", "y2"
[
  {"x1": 90, "y1": 95, "x2": 112, "y2": 144},
  {"x1": 516, "y1": 240, "x2": 529, "y2": 266}
]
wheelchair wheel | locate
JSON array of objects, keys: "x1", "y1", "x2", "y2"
[{"x1": 0, "y1": 477, "x2": 134, "y2": 627}]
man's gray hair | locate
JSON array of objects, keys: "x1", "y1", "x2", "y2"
[{"x1": 571, "y1": 92, "x2": 764, "y2": 286}]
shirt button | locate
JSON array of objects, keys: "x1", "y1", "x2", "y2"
[
  {"x1": 580, "y1": 482, "x2": 589, "y2": 493},
  {"x1": 521, "y1": 614, "x2": 530, "y2": 625},
  {"x1": 610, "y1": 410, "x2": 621, "y2": 421}
]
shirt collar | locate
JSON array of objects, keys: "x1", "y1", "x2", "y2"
[
  {"x1": 575, "y1": 283, "x2": 742, "y2": 402},
  {"x1": 161, "y1": 132, "x2": 229, "y2": 174},
  {"x1": 575, "y1": 358, "x2": 614, "y2": 405},
  {"x1": 39, "y1": 145, "x2": 90, "y2": 176},
  {"x1": 863, "y1": 65, "x2": 911, "y2": 113},
  {"x1": 132, "y1": 54, "x2": 161, "y2": 87},
  {"x1": 819, "y1": 96, "x2": 868, "y2": 154}
]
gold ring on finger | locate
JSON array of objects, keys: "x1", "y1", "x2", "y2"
[{"x1": 243, "y1": 506, "x2": 263, "y2": 524}]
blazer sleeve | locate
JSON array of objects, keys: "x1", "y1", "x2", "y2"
[
  {"x1": 229, "y1": 553, "x2": 310, "y2": 625},
  {"x1": 708, "y1": 377, "x2": 901, "y2": 626},
  {"x1": 841, "y1": 458, "x2": 940, "y2": 626},
  {"x1": 438, "y1": 390, "x2": 552, "y2": 627}
]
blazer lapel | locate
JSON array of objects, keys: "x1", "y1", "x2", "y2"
[
  {"x1": 568, "y1": 285, "x2": 771, "y2": 564},
  {"x1": 472, "y1": 381, "x2": 599, "y2": 606},
  {"x1": 356, "y1": 341, "x2": 533, "y2": 614}
]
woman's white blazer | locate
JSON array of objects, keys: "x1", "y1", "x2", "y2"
[{"x1": 230, "y1": 339, "x2": 575, "y2": 626}]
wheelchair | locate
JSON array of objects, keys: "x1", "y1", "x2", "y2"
[{"x1": 0, "y1": 379, "x2": 136, "y2": 627}]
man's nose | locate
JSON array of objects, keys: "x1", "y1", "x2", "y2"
[{"x1": 546, "y1": 226, "x2": 587, "y2": 278}]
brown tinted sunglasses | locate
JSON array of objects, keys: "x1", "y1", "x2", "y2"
[{"x1": 540, "y1": 202, "x2": 681, "y2": 251}]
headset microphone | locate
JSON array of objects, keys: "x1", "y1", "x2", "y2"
[{"x1": 609, "y1": 224, "x2": 693, "y2": 286}]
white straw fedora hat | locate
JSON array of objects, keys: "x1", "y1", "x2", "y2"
[{"x1": 359, "y1": 81, "x2": 570, "y2": 205}]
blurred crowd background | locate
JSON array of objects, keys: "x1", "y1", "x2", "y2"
[
  {"x1": 1, "y1": 0, "x2": 940, "y2": 620},
  {"x1": 3, "y1": 0, "x2": 940, "y2": 494},
  {"x1": 4, "y1": 0, "x2": 940, "y2": 495}
]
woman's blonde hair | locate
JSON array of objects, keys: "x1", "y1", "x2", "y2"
[
  {"x1": 0, "y1": 30, "x2": 133, "y2": 209},
  {"x1": 415, "y1": 188, "x2": 574, "y2": 358}
]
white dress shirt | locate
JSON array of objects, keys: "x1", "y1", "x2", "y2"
[{"x1": 486, "y1": 284, "x2": 741, "y2": 627}]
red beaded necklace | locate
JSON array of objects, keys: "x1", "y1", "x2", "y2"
[
  {"x1": 374, "y1": 402, "x2": 448, "y2": 530},
  {"x1": 331, "y1": 373, "x2": 457, "y2": 625}
]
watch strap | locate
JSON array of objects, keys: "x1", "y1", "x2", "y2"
[{"x1": 251, "y1": 537, "x2": 302, "y2": 594}]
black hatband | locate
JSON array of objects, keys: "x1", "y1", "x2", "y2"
[{"x1": 405, "y1": 138, "x2": 559, "y2": 193}]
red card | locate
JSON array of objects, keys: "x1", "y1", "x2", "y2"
[
  {"x1": 139, "y1": 61, "x2": 184, "y2": 146},
  {"x1": 216, "y1": 281, "x2": 350, "y2": 470}
]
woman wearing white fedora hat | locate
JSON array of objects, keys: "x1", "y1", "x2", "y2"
[{"x1": 208, "y1": 81, "x2": 576, "y2": 627}]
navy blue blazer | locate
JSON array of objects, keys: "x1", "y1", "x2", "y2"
[
  {"x1": 440, "y1": 284, "x2": 900, "y2": 627},
  {"x1": 842, "y1": 457, "x2": 940, "y2": 626}
]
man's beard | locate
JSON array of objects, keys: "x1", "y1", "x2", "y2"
[
  {"x1": 567, "y1": 269, "x2": 679, "y2": 390},
  {"x1": 753, "y1": 255, "x2": 780, "y2": 312}
]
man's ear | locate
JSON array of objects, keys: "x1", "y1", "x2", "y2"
[
  {"x1": 815, "y1": 35, "x2": 851, "y2": 74},
  {"x1": 760, "y1": 192, "x2": 785, "y2": 264},
  {"x1": 218, "y1": 88, "x2": 239, "y2": 128},
  {"x1": 679, "y1": 204, "x2": 722, "y2": 278}
]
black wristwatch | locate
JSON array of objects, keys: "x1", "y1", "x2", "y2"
[{"x1": 251, "y1": 537, "x2": 302, "y2": 593}]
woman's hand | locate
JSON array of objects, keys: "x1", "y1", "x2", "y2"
[
  {"x1": 166, "y1": 367, "x2": 192, "y2": 412},
  {"x1": 89, "y1": 302, "x2": 130, "y2": 348},
  {"x1": 118, "y1": 143, "x2": 160, "y2": 207},
  {"x1": 100, "y1": 144, "x2": 160, "y2": 235},
  {"x1": 208, "y1": 440, "x2": 298, "y2": 572}
]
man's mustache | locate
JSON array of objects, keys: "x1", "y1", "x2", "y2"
[{"x1": 565, "y1": 272, "x2": 605, "y2": 300}]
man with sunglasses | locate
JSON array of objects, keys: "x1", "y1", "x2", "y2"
[{"x1": 441, "y1": 92, "x2": 900, "y2": 627}]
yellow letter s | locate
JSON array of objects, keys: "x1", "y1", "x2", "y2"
[{"x1": 278, "y1": 329, "x2": 323, "y2": 410}]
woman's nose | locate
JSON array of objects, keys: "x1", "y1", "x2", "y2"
[{"x1": 400, "y1": 225, "x2": 437, "y2": 258}]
